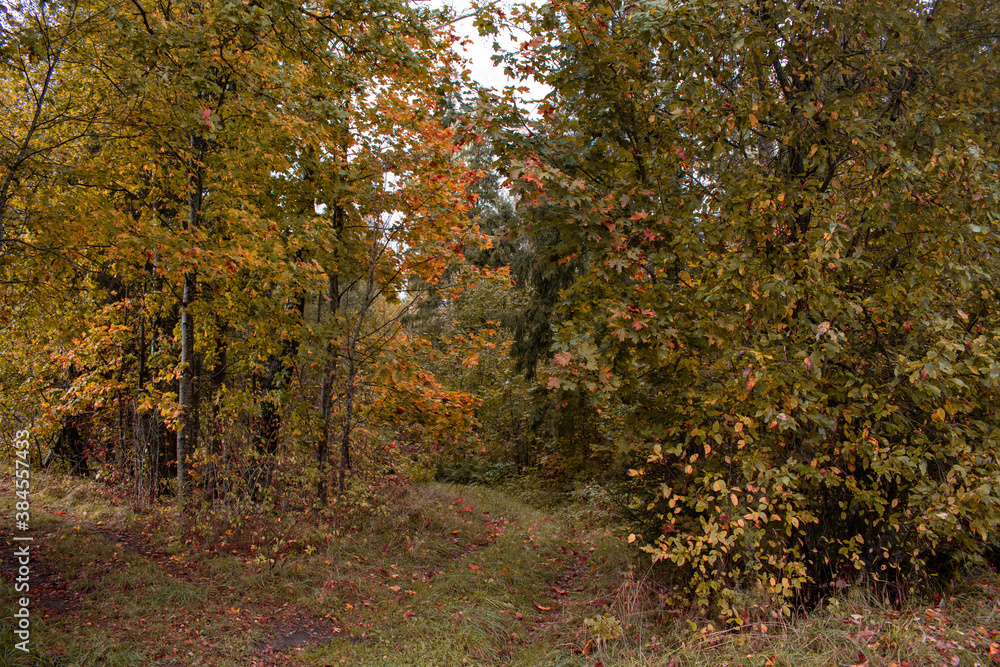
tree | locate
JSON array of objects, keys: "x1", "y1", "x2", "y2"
[
  {"x1": 0, "y1": 0, "x2": 477, "y2": 510},
  {"x1": 485, "y1": 0, "x2": 1000, "y2": 615}
]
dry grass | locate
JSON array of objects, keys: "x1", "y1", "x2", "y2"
[{"x1": 1, "y1": 469, "x2": 999, "y2": 666}]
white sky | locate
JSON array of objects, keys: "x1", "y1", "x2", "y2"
[{"x1": 431, "y1": 0, "x2": 549, "y2": 101}]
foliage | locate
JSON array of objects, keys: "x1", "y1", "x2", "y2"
[
  {"x1": 0, "y1": 0, "x2": 480, "y2": 507},
  {"x1": 485, "y1": 0, "x2": 1000, "y2": 616},
  {"x1": 4, "y1": 0, "x2": 1000, "y2": 637}
]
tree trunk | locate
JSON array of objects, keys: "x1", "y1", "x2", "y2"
[
  {"x1": 337, "y1": 375, "x2": 354, "y2": 499},
  {"x1": 316, "y1": 273, "x2": 340, "y2": 506},
  {"x1": 177, "y1": 131, "x2": 203, "y2": 510},
  {"x1": 316, "y1": 373, "x2": 331, "y2": 506},
  {"x1": 208, "y1": 319, "x2": 227, "y2": 499},
  {"x1": 176, "y1": 270, "x2": 195, "y2": 506}
]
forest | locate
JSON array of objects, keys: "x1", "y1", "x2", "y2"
[{"x1": 2, "y1": 0, "x2": 1000, "y2": 664}]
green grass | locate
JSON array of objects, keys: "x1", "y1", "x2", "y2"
[{"x1": 2, "y1": 470, "x2": 999, "y2": 666}]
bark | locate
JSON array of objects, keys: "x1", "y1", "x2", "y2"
[
  {"x1": 316, "y1": 372, "x2": 331, "y2": 506},
  {"x1": 336, "y1": 376, "x2": 353, "y2": 499},
  {"x1": 207, "y1": 319, "x2": 227, "y2": 499},
  {"x1": 178, "y1": 131, "x2": 203, "y2": 509},
  {"x1": 176, "y1": 270, "x2": 195, "y2": 505},
  {"x1": 316, "y1": 273, "x2": 340, "y2": 506}
]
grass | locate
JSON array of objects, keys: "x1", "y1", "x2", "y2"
[{"x1": 1, "y1": 470, "x2": 999, "y2": 666}]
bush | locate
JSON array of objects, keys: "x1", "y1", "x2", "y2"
[{"x1": 499, "y1": 0, "x2": 1000, "y2": 617}]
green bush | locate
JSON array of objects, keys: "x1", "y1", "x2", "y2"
[{"x1": 496, "y1": 0, "x2": 1000, "y2": 617}]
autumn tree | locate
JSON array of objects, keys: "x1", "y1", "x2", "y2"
[
  {"x1": 0, "y1": 0, "x2": 478, "y2": 509},
  {"x1": 484, "y1": 0, "x2": 1000, "y2": 615}
]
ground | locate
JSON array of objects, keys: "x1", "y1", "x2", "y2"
[{"x1": 1, "y1": 472, "x2": 999, "y2": 666}]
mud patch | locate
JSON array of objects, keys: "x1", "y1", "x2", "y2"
[{"x1": 254, "y1": 615, "x2": 341, "y2": 661}]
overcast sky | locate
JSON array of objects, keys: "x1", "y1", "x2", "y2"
[{"x1": 431, "y1": 0, "x2": 549, "y2": 101}]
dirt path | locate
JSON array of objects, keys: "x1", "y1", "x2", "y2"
[
  {"x1": 1, "y1": 479, "x2": 616, "y2": 666},
  {"x1": 0, "y1": 529, "x2": 80, "y2": 617}
]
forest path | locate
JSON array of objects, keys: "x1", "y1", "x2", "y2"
[
  {"x1": 0, "y1": 476, "x2": 626, "y2": 666},
  {"x1": 269, "y1": 483, "x2": 623, "y2": 666}
]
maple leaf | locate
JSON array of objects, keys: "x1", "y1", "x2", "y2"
[{"x1": 521, "y1": 172, "x2": 544, "y2": 187}]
